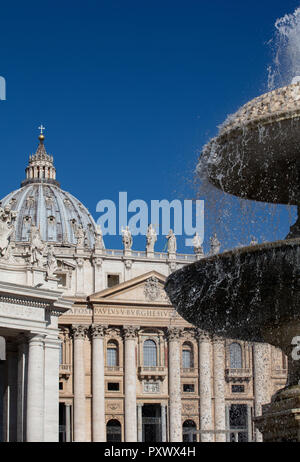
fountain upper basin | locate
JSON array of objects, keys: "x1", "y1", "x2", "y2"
[
  {"x1": 199, "y1": 82, "x2": 300, "y2": 205},
  {"x1": 165, "y1": 238, "x2": 300, "y2": 348}
]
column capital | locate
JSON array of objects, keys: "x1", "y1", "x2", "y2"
[
  {"x1": 195, "y1": 328, "x2": 211, "y2": 342},
  {"x1": 167, "y1": 327, "x2": 183, "y2": 341},
  {"x1": 71, "y1": 324, "x2": 87, "y2": 340},
  {"x1": 212, "y1": 334, "x2": 225, "y2": 345},
  {"x1": 123, "y1": 325, "x2": 139, "y2": 340},
  {"x1": 27, "y1": 333, "x2": 46, "y2": 345},
  {"x1": 90, "y1": 324, "x2": 108, "y2": 339}
]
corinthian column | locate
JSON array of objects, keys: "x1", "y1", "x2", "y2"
[
  {"x1": 123, "y1": 326, "x2": 139, "y2": 442},
  {"x1": 196, "y1": 329, "x2": 213, "y2": 442},
  {"x1": 72, "y1": 325, "x2": 87, "y2": 442},
  {"x1": 212, "y1": 335, "x2": 226, "y2": 442},
  {"x1": 91, "y1": 324, "x2": 107, "y2": 442},
  {"x1": 167, "y1": 327, "x2": 182, "y2": 442},
  {"x1": 253, "y1": 343, "x2": 270, "y2": 442}
]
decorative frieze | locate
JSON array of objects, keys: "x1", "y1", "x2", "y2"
[
  {"x1": 143, "y1": 381, "x2": 160, "y2": 394},
  {"x1": 0, "y1": 295, "x2": 49, "y2": 308}
]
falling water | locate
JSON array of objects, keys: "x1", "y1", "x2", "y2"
[
  {"x1": 268, "y1": 7, "x2": 300, "y2": 89},
  {"x1": 193, "y1": 6, "x2": 300, "y2": 254}
]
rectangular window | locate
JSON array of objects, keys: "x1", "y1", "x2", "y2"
[
  {"x1": 58, "y1": 274, "x2": 67, "y2": 288},
  {"x1": 229, "y1": 404, "x2": 248, "y2": 442},
  {"x1": 232, "y1": 385, "x2": 245, "y2": 393},
  {"x1": 183, "y1": 384, "x2": 195, "y2": 393},
  {"x1": 107, "y1": 274, "x2": 120, "y2": 288},
  {"x1": 107, "y1": 382, "x2": 120, "y2": 391}
]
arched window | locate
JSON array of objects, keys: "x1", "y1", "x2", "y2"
[
  {"x1": 182, "y1": 420, "x2": 197, "y2": 442},
  {"x1": 143, "y1": 339, "x2": 157, "y2": 367},
  {"x1": 229, "y1": 343, "x2": 242, "y2": 369},
  {"x1": 182, "y1": 343, "x2": 194, "y2": 369},
  {"x1": 107, "y1": 340, "x2": 119, "y2": 367},
  {"x1": 106, "y1": 419, "x2": 122, "y2": 442}
]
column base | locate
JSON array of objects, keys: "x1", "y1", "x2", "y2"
[{"x1": 254, "y1": 385, "x2": 300, "y2": 442}]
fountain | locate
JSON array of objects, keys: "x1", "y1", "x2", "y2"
[{"x1": 165, "y1": 9, "x2": 300, "y2": 442}]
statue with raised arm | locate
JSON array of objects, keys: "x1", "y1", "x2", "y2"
[
  {"x1": 122, "y1": 226, "x2": 133, "y2": 251},
  {"x1": 146, "y1": 224, "x2": 157, "y2": 253},
  {"x1": 166, "y1": 229, "x2": 177, "y2": 254}
]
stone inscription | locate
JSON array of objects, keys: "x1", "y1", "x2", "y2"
[
  {"x1": 0, "y1": 301, "x2": 44, "y2": 321},
  {"x1": 65, "y1": 306, "x2": 177, "y2": 318}
]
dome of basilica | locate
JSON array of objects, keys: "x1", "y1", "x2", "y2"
[{"x1": 0, "y1": 132, "x2": 97, "y2": 247}]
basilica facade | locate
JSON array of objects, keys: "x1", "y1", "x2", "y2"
[{"x1": 0, "y1": 133, "x2": 288, "y2": 442}]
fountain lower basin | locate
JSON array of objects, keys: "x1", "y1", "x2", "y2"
[{"x1": 165, "y1": 238, "x2": 300, "y2": 349}]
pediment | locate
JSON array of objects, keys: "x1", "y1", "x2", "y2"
[{"x1": 89, "y1": 271, "x2": 170, "y2": 305}]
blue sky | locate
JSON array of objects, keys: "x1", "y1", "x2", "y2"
[{"x1": 0, "y1": 0, "x2": 299, "y2": 253}]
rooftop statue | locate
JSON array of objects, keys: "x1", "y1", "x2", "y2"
[
  {"x1": 122, "y1": 226, "x2": 133, "y2": 251},
  {"x1": 75, "y1": 224, "x2": 86, "y2": 248},
  {"x1": 29, "y1": 225, "x2": 45, "y2": 266},
  {"x1": 193, "y1": 232, "x2": 204, "y2": 256},
  {"x1": 209, "y1": 233, "x2": 221, "y2": 255},
  {"x1": 94, "y1": 224, "x2": 105, "y2": 251},
  {"x1": 146, "y1": 224, "x2": 157, "y2": 253},
  {"x1": 46, "y1": 245, "x2": 58, "y2": 277},
  {"x1": 166, "y1": 229, "x2": 176, "y2": 254}
]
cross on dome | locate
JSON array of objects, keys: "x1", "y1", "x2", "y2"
[{"x1": 38, "y1": 124, "x2": 45, "y2": 135}]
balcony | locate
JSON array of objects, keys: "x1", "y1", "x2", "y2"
[
  {"x1": 225, "y1": 368, "x2": 251, "y2": 383},
  {"x1": 59, "y1": 364, "x2": 72, "y2": 378},
  {"x1": 272, "y1": 368, "x2": 288, "y2": 379},
  {"x1": 138, "y1": 366, "x2": 166, "y2": 381},
  {"x1": 181, "y1": 367, "x2": 197, "y2": 376},
  {"x1": 105, "y1": 366, "x2": 124, "y2": 374}
]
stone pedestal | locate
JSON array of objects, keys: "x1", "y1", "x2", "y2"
[
  {"x1": 255, "y1": 388, "x2": 300, "y2": 442},
  {"x1": 254, "y1": 323, "x2": 300, "y2": 441}
]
